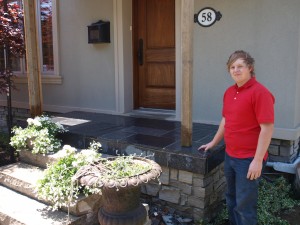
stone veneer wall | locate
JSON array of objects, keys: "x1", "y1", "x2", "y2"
[
  {"x1": 268, "y1": 138, "x2": 300, "y2": 163},
  {"x1": 0, "y1": 106, "x2": 30, "y2": 132},
  {"x1": 141, "y1": 163, "x2": 226, "y2": 221}
]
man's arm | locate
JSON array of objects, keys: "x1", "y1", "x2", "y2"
[
  {"x1": 198, "y1": 117, "x2": 225, "y2": 151},
  {"x1": 247, "y1": 123, "x2": 274, "y2": 180}
]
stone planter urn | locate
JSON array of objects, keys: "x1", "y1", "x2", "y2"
[{"x1": 74, "y1": 156, "x2": 162, "y2": 225}]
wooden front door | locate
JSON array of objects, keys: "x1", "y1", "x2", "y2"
[{"x1": 133, "y1": 0, "x2": 175, "y2": 109}]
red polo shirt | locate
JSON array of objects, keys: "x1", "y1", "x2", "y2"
[{"x1": 222, "y1": 77, "x2": 275, "y2": 160}]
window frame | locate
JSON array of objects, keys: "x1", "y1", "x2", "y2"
[{"x1": 13, "y1": 0, "x2": 62, "y2": 84}]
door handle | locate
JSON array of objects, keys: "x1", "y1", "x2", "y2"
[{"x1": 138, "y1": 39, "x2": 143, "y2": 65}]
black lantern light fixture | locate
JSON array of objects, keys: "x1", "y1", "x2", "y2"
[{"x1": 88, "y1": 20, "x2": 110, "y2": 44}]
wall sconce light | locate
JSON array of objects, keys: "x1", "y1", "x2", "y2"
[{"x1": 88, "y1": 20, "x2": 110, "y2": 44}]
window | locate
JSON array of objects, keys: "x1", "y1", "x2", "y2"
[
  {"x1": 39, "y1": 0, "x2": 54, "y2": 73},
  {"x1": 0, "y1": 0, "x2": 61, "y2": 83}
]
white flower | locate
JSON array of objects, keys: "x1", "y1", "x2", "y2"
[
  {"x1": 63, "y1": 144, "x2": 76, "y2": 153},
  {"x1": 56, "y1": 145, "x2": 77, "y2": 158},
  {"x1": 72, "y1": 161, "x2": 79, "y2": 167},
  {"x1": 39, "y1": 128, "x2": 49, "y2": 136},
  {"x1": 32, "y1": 118, "x2": 42, "y2": 127},
  {"x1": 27, "y1": 118, "x2": 34, "y2": 125}
]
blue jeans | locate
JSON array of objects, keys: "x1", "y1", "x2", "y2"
[{"x1": 224, "y1": 153, "x2": 264, "y2": 225}]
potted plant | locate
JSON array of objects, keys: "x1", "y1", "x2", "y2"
[
  {"x1": 9, "y1": 115, "x2": 66, "y2": 155},
  {"x1": 35, "y1": 143, "x2": 102, "y2": 214},
  {"x1": 73, "y1": 153, "x2": 162, "y2": 225},
  {"x1": 34, "y1": 138, "x2": 161, "y2": 225}
]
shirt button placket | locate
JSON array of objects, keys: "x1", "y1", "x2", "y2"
[{"x1": 234, "y1": 91, "x2": 239, "y2": 100}]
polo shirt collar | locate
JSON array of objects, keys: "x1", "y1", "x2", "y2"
[{"x1": 235, "y1": 77, "x2": 257, "y2": 91}]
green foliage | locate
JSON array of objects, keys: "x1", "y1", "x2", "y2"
[
  {"x1": 100, "y1": 155, "x2": 152, "y2": 180},
  {"x1": 203, "y1": 176, "x2": 300, "y2": 225},
  {"x1": 36, "y1": 144, "x2": 101, "y2": 210},
  {"x1": 257, "y1": 177, "x2": 298, "y2": 225},
  {"x1": 10, "y1": 115, "x2": 66, "y2": 154}
]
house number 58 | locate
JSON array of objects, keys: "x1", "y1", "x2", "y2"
[{"x1": 194, "y1": 7, "x2": 222, "y2": 27}]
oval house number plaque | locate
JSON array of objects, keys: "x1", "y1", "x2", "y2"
[{"x1": 194, "y1": 7, "x2": 222, "y2": 27}]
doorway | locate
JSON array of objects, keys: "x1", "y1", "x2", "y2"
[{"x1": 133, "y1": 0, "x2": 176, "y2": 110}]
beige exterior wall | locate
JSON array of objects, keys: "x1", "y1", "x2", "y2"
[
  {"x1": 1, "y1": 0, "x2": 300, "y2": 140},
  {"x1": 193, "y1": 0, "x2": 300, "y2": 137}
]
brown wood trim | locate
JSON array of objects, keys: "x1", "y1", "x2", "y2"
[
  {"x1": 23, "y1": 0, "x2": 43, "y2": 117},
  {"x1": 181, "y1": 0, "x2": 194, "y2": 146}
]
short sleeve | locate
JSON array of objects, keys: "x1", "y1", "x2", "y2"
[{"x1": 253, "y1": 89, "x2": 275, "y2": 124}]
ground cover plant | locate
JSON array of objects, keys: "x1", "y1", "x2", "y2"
[{"x1": 201, "y1": 176, "x2": 300, "y2": 225}]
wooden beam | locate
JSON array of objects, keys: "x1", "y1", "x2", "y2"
[
  {"x1": 23, "y1": 0, "x2": 43, "y2": 117},
  {"x1": 181, "y1": 0, "x2": 194, "y2": 146}
]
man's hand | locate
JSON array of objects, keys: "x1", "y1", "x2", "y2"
[
  {"x1": 198, "y1": 117, "x2": 226, "y2": 152},
  {"x1": 247, "y1": 159, "x2": 263, "y2": 180},
  {"x1": 198, "y1": 142, "x2": 214, "y2": 151},
  {"x1": 247, "y1": 123, "x2": 273, "y2": 180}
]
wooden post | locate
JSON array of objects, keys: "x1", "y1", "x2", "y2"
[
  {"x1": 181, "y1": 0, "x2": 194, "y2": 146},
  {"x1": 23, "y1": 0, "x2": 43, "y2": 117}
]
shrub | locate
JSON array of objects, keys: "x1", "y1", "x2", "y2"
[
  {"x1": 10, "y1": 115, "x2": 66, "y2": 154},
  {"x1": 204, "y1": 176, "x2": 300, "y2": 225}
]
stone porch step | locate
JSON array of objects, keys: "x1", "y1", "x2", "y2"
[
  {"x1": 0, "y1": 162, "x2": 43, "y2": 199},
  {"x1": 0, "y1": 162, "x2": 102, "y2": 217},
  {"x1": 0, "y1": 185, "x2": 82, "y2": 225}
]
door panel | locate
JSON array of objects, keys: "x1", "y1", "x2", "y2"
[
  {"x1": 133, "y1": 0, "x2": 175, "y2": 109},
  {"x1": 146, "y1": 63, "x2": 175, "y2": 88},
  {"x1": 146, "y1": 1, "x2": 175, "y2": 48}
]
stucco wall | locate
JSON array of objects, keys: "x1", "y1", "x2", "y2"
[
  {"x1": 7, "y1": 0, "x2": 116, "y2": 113},
  {"x1": 193, "y1": 0, "x2": 300, "y2": 132},
  {"x1": 1, "y1": 0, "x2": 300, "y2": 139},
  {"x1": 53, "y1": 0, "x2": 115, "y2": 111},
  {"x1": 295, "y1": 29, "x2": 300, "y2": 128}
]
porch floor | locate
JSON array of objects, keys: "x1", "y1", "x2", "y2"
[{"x1": 52, "y1": 111, "x2": 225, "y2": 175}]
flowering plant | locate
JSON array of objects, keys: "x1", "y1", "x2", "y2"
[
  {"x1": 9, "y1": 115, "x2": 66, "y2": 154},
  {"x1": 36, "y1": 143, "x2": 101, "y2": 210}
]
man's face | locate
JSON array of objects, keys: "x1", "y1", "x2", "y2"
[{"x1": 229, "y1": 58, "x2": 252, "y2": 87}]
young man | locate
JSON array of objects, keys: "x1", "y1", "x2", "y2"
[{"x1": 199, "y1": 50, "x2": 275, "y2": 225}]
